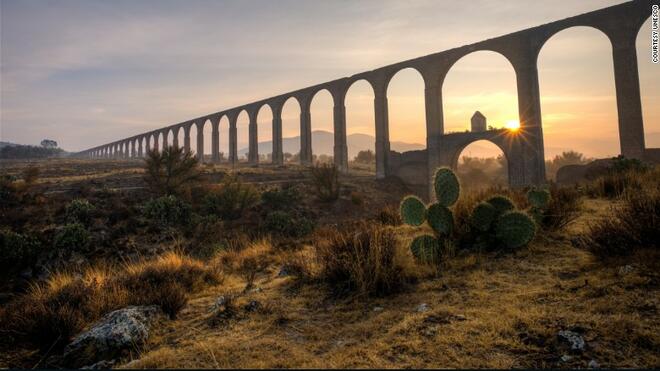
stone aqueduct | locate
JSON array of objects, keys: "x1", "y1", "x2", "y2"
[{"x1": 76, "y1": 0, "x2": 657, "y2": 199}]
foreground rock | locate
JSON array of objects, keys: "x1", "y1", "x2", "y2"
[{"x1": 63, "y1": 305, "x2": 163, "y2": 368}]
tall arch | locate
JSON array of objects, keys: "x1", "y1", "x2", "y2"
[
  {"x1": 443, "y1": 51, "x2": 518, "y2": 134},
  {"x1": 236, "y1": 110, "x2": 250, "y2": 162},
  {"x1": 203, "y1": 120, "x2": 212, "y2": 162},
  {"x1": 281, "y1": 97, "x2": 301, "y2": 163},
  {"x1": 636, "y1": 17, "x2": 660, "y2": 148},
  {"x1": 257, "y1": 104, "x2": 273, "y2": 163},
  {"x1": 454, "y1": 140, "x2": 508, "y2": 191},
  {"x1": 538, "y1": 26, "x2": 618, "y2": 179},
  {"x1": 387, "y1": 67, "x2": 426, "y2": 152},
  {"x1": 309, "y1": 89, "x2": 334, "y2": 164},
  {"x1": 345, "y1": 79, "x2": 375, "y2": 173},
  {"x1": 218, "y1": 115, "x2": 230, "y2": 162},
  {"x1": 189, "y1": 124, "x2": 198, "y2": 158}
]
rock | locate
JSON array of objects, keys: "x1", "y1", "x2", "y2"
[
  {"x1": 372, "y1": 306, "x2": 384, "y2": 312},
  {"x1": 588, "y1": 360, "x2": 600, "y2": 368},
  {"x1": 558, "y1": 330, "x2": 586, "y2": 352},
  {"x1": 618, "y1": 265, "x2": 634, "y2": 275},
  {"x1": 415, "y1": 303, "x2": 430, "y2": 313},
  {"x1": 244, "y1": 300, "x2": 261, "y2": 312},
  {"x1": 63, "y1": 305, "x2": 163, "y2": 368},
  {"x1": 560, "y1": 354, "x2": 573, "y2": 362}
]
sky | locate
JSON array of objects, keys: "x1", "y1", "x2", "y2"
[{"x1": 1, "y1": 0, "x2": 659, "y2": 159}]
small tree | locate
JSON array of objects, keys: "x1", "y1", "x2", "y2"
[
  {"x1": 354, "y1": 150, "x2": 375, "y2": 164},
  {"x1": 40, "y1": 139, "x2": 58, "y2": 148},
  {"x1": 144, "y1": 146, "x2": 202, "y2": 196}
]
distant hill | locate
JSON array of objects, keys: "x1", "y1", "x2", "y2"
[{"x1": 238, "y1": 130, "x2": 424, "y2": 159}]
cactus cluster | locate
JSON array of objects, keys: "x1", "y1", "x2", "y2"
[
  {"x1": 400, "y1": 167, "x2": 539, "y2": 262},
  {"x1": 526, "y1": 188, "x2": 551, "y2": 225}
]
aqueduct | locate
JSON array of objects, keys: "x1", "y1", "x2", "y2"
[{"x1": 76, "y1": 0, "x2": 658, "y2": 199}]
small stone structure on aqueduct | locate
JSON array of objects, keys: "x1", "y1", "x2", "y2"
[{"x1": 76, "y1": 0, "x2": 658, "y2": 200}]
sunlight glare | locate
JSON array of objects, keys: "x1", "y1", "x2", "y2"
[{"x1": 505, "y1": 120, "x2": 520, "y2": 131}]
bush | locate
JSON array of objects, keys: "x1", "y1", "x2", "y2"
[
  {"x1": 263, "y1": 211, "x2": 314, "y2": 238},
  {"x1": 65, "y1": 199, "x2": 95, "y2": 225},
  {"x1": 311, "y1": 163, "x2": 340, "y2": 202},
  {"x1": 54, "y1": 223, "x2": 90, "y2": 251},
  {"x1": 536, "y1": 185, "x2": 581, "y2": 231},
  {"x1": 143, "y1": 146, "x2": 202, "y2": 196},
  {"x1": 142, "y1": 195, "x2": 193, "y2": 228},
  {"x1": 261, "y1": 185, "x2": 299, "y2": 210},
  {"x1": 354, "y1": 149, "x2": 375, "y2": 164},
  {"x1": 226, "y1": 241, "x2": 273, "y2": 290},
  {"x1": 377, "y1": 205, "x2": 402, "y2": 226},
  {"x1": 202, "y1": 176, "x2": 259, "y2": 220},
  {"x1": 578, "y1": 186, "x2": 659, "y2": 258},
  {"x1": 0, "y1": 229, "x2": 41, "y2": 277},
  {"x1": 315, "y1": 222, "x2": 415, "y2": 297}
]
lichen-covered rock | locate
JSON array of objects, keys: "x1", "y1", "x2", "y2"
[{"x1": 63, "y1": 305, "x2": 163, "y2": 368}]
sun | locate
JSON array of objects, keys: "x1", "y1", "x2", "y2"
[{"x1": 505, "y1": 120, "x2": 520, "y2": 131}]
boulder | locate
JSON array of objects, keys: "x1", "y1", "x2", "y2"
[{"x1": 63, "y1": 305, "x2": 163, "y2": 368}]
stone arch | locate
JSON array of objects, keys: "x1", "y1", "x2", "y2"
[
  {"x1": 453, "y1": 139, "x2": 509, "y2": 190},
  {"x1": 387, "y1": 67, "x2": 426, "y2": 150},
  {"x1": 345, "y1": 78, "x2": 376, "y2": 173},
  {"x1": 236, "y1": 109, "x2": 250, "y2": 162},
  {"x1": 442, "y1": 50, "x2": 519, "y2": 133},
  {"x1": 309, "y1": 88, "x2": 334, "y2": 163},
  {"x1": 281, "y1": 96, "x2": 301, "y2": 162},
  {"x1": 538, "y1": 25, "x2": 618, "y2": 178},
  {"x1": 256, "y1": 103, "x2": 273, "y2": 163},
  {"x1": 218, "y1": 114, "x2": 230, "y2": 162},
  {"x1": 202, "y1": 119, "x2": 212, "y2": 161},
  {"x1": 636, "y1": 17, "x2": 660, "y2": 148}
]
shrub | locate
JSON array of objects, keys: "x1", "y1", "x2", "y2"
[
  {"x1": 65, "y1": 198, "x2": 95, "y2": 225},
  {"x1": 315, "y1": 222, "x2": 415, "y2": 297},
  {"x1": 535, "y1": 185, "x2": 581, "y2": 231},
  {"x1": 354, "y1": 149, "x2": 375, "y2": 164},
  {"x1": 144, "y1": 146, "x2": 202, "y2": 196},
  {"x1": 311, "y1": 163, "x2": 340, "y2": 202},
  {"x1": 261, "y1": 185, "x2": 299, "y2": 210},
  {"x1": 0, "y1": 229, "x2": 41, "y2": 277},
  {"x1": 54, "y1": 223, "x2": 90, "y2": 251},
  {"x1": 377, "y1": 205, "x2": 402, "y2": 226},
  {"x1": 578, "y1": 186, "x2": 659, "y2": 258},
  {"x1": 225, "y1": 241, "x2": 273, "y2": 290},
  {"x1": 142, "y1": 195, "x2": 193, "y2": 228},
  {"x1": 202, "y1": 176, "x2": 259, "y2": 220},
  {"x1": 263, "y1": 211, "x2": 314, "y2": 238}
]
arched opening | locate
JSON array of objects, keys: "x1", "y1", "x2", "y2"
[
  {"x1": 310, "y1": 89, "x2": 334, "y2": 164},
  {"x1": 636, "y1": 17, "x2": 660, "y2": 148},
  {"x1": 237, "y1": 110, "x2": 249, "y2": 162},
  {"x1": 189, "y1": 124, "x2": 198, "y2": 157},
  {"x1": 443, "y1": 51, "x2": 518, "y2": 133},
  {"x1": 203, "y1": 120, "x2": 212, "y2": 162},
  {"x1": 345, "y1": 79, "x2": 376, "y2": 174},
  {"x1": 538, "y1": 26, "x2": 618, "y2": 180},
  {"x1": 163, "y1": 131, "x2": 171, "y2": 150},
  {"x1": 387, "y1": 67, "x2": 426, "y2": 152},
  {"x1": 219, "y1": 116, "x2": 229, "y2": 163},
  {"x1": 176, "y1": 127, "x2": 184, "y2": 150},
  {"x1": 281, "y1": 97, "x2": 300, "y2": 164},
  {"x1": 455, "y1": 140, "x2": 508, "y2": 191},
  {"x1": 257, "y1": 105, "x2": 273, "y2": 163}
]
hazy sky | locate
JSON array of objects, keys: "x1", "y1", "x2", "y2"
[{"x1": 1, "y1": 0, "x2": 659, "y2": 159}]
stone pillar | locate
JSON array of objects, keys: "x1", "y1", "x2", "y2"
[
  {"x1": 212, "y1": 118, "x2": 220, "y2": 163},
  {"x1": 138, "y1": 137, "x2": 143, "y2": 157},
  {"x1": 229, "y1": 116, "x2": 238, "y2": 166},
  {"x1": 424, "y1": 78, "x2": 444, "y2": 200},
  {"x1": 184, "y1": 125, "x2": 191, "y2": 153},
  {"x1": 172, "y1": 128, "x2": 179, "y2": 148},
  {"x1": 612, "y1": 37, "x2": 646, "y2": 159},
  {"x1": 153, "y1": 133, "x2": 159, "y2": 153},
  {"x1": 272, "y1": 105, "x2": 284, "y2": 165},
  {"x1": 131, "y1": 140, "x2": 136, "y2": 158},
  {"x1": 196, "y1": 123, "x2": 204, "y2": 163},
  {"x1": 374, "y1": 86, "x2": 390, "y2": 179},
  {"x1": 145, "y1": 135, "x2": 151, "y2": 154},
  {"x1": 514, "y1": 50, "x2": 546, "y2": 186},
  {"x1": 300, "y1": 100, "x2": 313, "y2": 165},
  {"x1": 125, "y1": 141, "x2": 130, "y2": 159},
  {"x1": 333, "y1": 100, "x2": 349, "y2": 172},
  {"x1": 248, "y1": 111, "x2": 259, "y2": 164}
]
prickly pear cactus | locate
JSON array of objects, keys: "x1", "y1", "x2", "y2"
[
  {"x1": 410, "y1": 234, "x2": 442, "y2": 264},
  {"x1": 470, "y1": 202, "x2": 497, "y2": 232},
  {"x1": 486, "y1": 195, "x2": 515, "y2": 216},
  {"x1": 427, "y1": 203, "x2": 453, "y2": 236},
  {"x1": 433, "y1": 167, "x2": 460, "y2": 207},
  {"x1": 400, "y1": 195, "x2": 426, "y2": 226},
  {"x1": 494, "y1": 210, "x2": 536, "y2": 249},
  {"x1": 527, "y1": 189, "x2": 550, "y2": 209}
]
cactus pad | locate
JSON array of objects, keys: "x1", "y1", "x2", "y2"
[
  {"x1": 495, "y1": 210, "x2": 536, "y2": 249},
  {"x1": 471, "y1": 202, "x2": 497, "y2": 232},
  {"x1": 527, "y1": 188, "x2": 551, "y2": 209},
  {"x1": 410, "y1": 234, "x2": 442, "y2": 264},
  {"x1": 486, "y1": 195, "x2": 515, "y2": 216},
  {"x1": 400, "y1": 195, "x2": 426, "y2": 226},
  {"x1": 427, "y1": 203, "x2": 453, "y2": 236},
  {"x1": 433, "y1": 167, "x2": 460, "y2": 207}
]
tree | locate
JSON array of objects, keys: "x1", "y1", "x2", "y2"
[
  {"x1": 40, "y1": 139, "x2": 58, "y2": 148},
  {"x1": 144, "y1": 146, "x2": 202, "y2": 196},
  {"x1": 354, "y1": 149, "x2": 375, "y2": 164}
]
